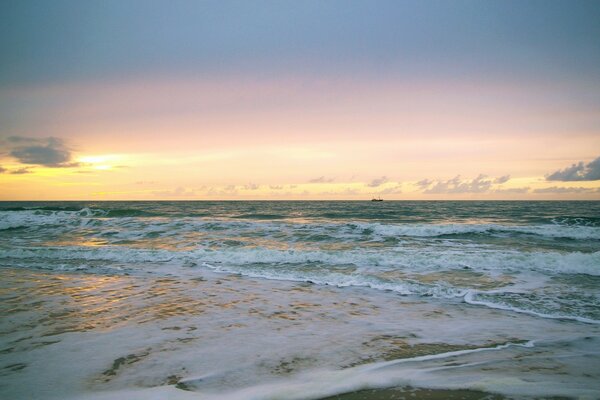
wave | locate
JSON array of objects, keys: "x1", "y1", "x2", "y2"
[
  {"x1": 2, "y1": 207, "x2": 600, "y2": 241},
  {"x1": 0, "y1": 208, "x2": 163, "y2": 230},
  {"x1": 355, "y1": 221, "x2": 600, "y2": 240},
  {"x1": 198, "y1": 254, "x2": 600, "y2": 323},
  {"x1": 3, "y1": 245, "x2": 599, "y2": 276},
  {"x1": 551, "y1": 216, "x2": 600, "y2": 227},
  {"x1": 0, "y1": 208, "x2": 105, "y2": 230},
  {"x1": 0, "y1": 206, "x2": 160, "y2": 218},
  {"x1": 231, "y1": 213, "x2": 289, "y2": 220},
  {"x1": 464, "y1": 291, "x2": 600, "y2": 324},
  {"x1": 2, "y1": 244, "x2": 599, "y2": 323},
  {"x1": 0, "y1": 205, "x2": 93, "y2": 212},
  {"x1": 0, "y1": 246, "x2": 177, "y2": 264}
]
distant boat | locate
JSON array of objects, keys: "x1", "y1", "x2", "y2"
[{"x1": 371, "y1": 197, "x2": 383, "y2": 202}]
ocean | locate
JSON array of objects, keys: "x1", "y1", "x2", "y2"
[{"x1": 1, "y1": 201, "x2": 599, "y2": 399}]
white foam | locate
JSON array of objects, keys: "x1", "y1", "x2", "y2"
[
  {"x1": 0, "y1": 246, "x2": 176, "y2": 263},
  {"x1": 3, "y1": 208, "x2": 600, "y2": 242},
  {"x1": 199, "y1": 261, "x2": 467, "y2": 298},
  {"x1": 362, "y1": 340, "x2": 536, "y2": 371},
  {"x1": 0, "y1": 208, "x2": 107, "y2": 230},
  {"x1": 3, "y1": 262, "x2": 599, "y2": 400},
  {"x1": 464, "y1": 291, "x2": 600, "y2": 325},
  {"x1": 2, "y1": 244, "x2": 599, "y2": 293},
  {"x1": 357, "y1": 221, "x2": 600, "y2": 240},
  {"x1": 69, "y1": 340, "x2": 600, "y2": 400}
]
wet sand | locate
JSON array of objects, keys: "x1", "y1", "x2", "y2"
[
  {"x1": 322, "y1": 387, "x2": 505, "y2": 400},
  {"x1": 1, "y1": 266, "x2": 599, "y2": 399},
  {"x1": 321, "y1": 387, "x2": 576, "y2": 400}
]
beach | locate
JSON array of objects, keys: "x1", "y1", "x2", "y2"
[{"x1": 1, "y1": 201, "x2": 599, "y2": 399}]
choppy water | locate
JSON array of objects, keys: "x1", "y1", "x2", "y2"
[
  {"x1": 1, "y1": 201, "x2": 599, "y2": 399},
  {"x1": 2, "y1": 201, "x2": 599, "y2": 323}
]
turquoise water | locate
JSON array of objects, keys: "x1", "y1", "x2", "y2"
[{"x1": 1, "y1": 201, "x2": 599, "y2": 399}]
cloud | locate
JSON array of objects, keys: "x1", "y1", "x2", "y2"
[
  {"x1": 0, "y1": 165, "x2": 33, "y2": 174},
  {"x1": 221, "y1": 185, "x2": 238, "y2": 195},
  {"x1": 4, "y1": 136, "x2": 79, "y2": 168},
  {"x1": 153, "y1": 186, "x2": 197, "y2": 197},
  {"x1": 9, "y1": 167, "x2": 32, "y2": 174},
  {"x1": 309, "y1": 176, "x2": 334, "y2": 183},
  {"x1": 533, "y1": 186, "x2": 599, "y2": 194},
  {"x1": 416, "y1": 178, "x2": 433, "y2": 189},
  {"x1": 243, "y1": 183, "x2": 259, "y2": 190},
  {"x1": 546, "y1": 157, "x2": 600, "y2": 181},
  {"x1": 204, "y1": 185, "x2": 239, "y2": 196},
  {"x1": 269, "y1": 185, "x2": 284, "y2": 190},
  {"x1": 342, "y1": 188, "x2": 359, "y2": 195},
  {"x1": 495, "y1": 187, "x2": 530, "y2": 194},
  {"x1": 420, "y1": 174, "x2": 495, "y2": 194},
  {"x1": 376, "y1": 184, "x2": 403, "y2": 195},
  {"x1": 318, "y1": 187, "x2": 361, "y2": 196},
  {"x1": 494, "y1": 175, "x2": 510, "y2": 184},
  {"x1": 367, "y1": 176, "x2": 388, "y2": 187}
]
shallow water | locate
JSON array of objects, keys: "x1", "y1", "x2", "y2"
[{"x1": 1, "y1": 201, "x2": 599, "y2": 399}]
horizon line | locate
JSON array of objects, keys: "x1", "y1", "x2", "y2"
[{"x1": 1, "y1": 199, "x2": 599, "y2": 202}]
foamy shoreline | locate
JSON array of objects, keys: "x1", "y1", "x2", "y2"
[{"x1": 2, "y1": 265, "x2": 599, "y2": 399}]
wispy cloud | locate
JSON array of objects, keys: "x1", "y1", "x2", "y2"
[
  {"x1": 206, "y1": 184, "x2": 239, "y2": 196},
  {"x1": 308, "y1": 176, "x2": 335, "y2": 183},
  {"x1": 0, "y1": 165, "x2": 33, "y2": 174},
  {"x1": 318, "y1": 187, "x2": 361, "y2": 196},
  {"x1": 367, "y1": 176, "x2": 388, "y2": 187},
  {"x1": 3, "y1": 136, "x2": 79, "y2": 168},
  {"x1": 243, "y1": 183, "x2": 260, "y2": 190},
  {"x1": 533, "y1": 186, "x2": 599, "y2": 194},
  {"x1": 416, "y1": 179, "x2": 433, "y2": 189},
  {"x1": 546, "y1": 157, "x2": 600, "y2": 181},
  {"x1": 495, "y1": 187, "x2": 530, "y2": 194},
  {"x1": 153, "y1": 186, "x2": 197, "y2": 197},
  {"x1": 419, "y1": 174, "x2": 496, "y2": 194},
  {"x1": 9, "y1": 167, "x2": 32, "y2": 175},
  {"x1": 376, "y1": 184, "x2": 403, "y2": 195},
  {"x1": 494, "y1": 175, "x2": 510, "y2": 184}
]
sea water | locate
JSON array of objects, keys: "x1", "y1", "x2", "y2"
[{"x1": 0, "y1": 201, "x2": 599, "y2": 399}]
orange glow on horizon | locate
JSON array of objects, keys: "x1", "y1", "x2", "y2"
[{"x1": 1, "y1": 75, "x2": 599, "y2": 200}]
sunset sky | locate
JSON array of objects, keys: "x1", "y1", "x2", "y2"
[{"x1": 1, "y1": 0, "x2": 599, "y2": 200}]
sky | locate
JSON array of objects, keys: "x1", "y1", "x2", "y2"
[{"x1": 1, "y1": 0, "x2": 599, "y2": 200}]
